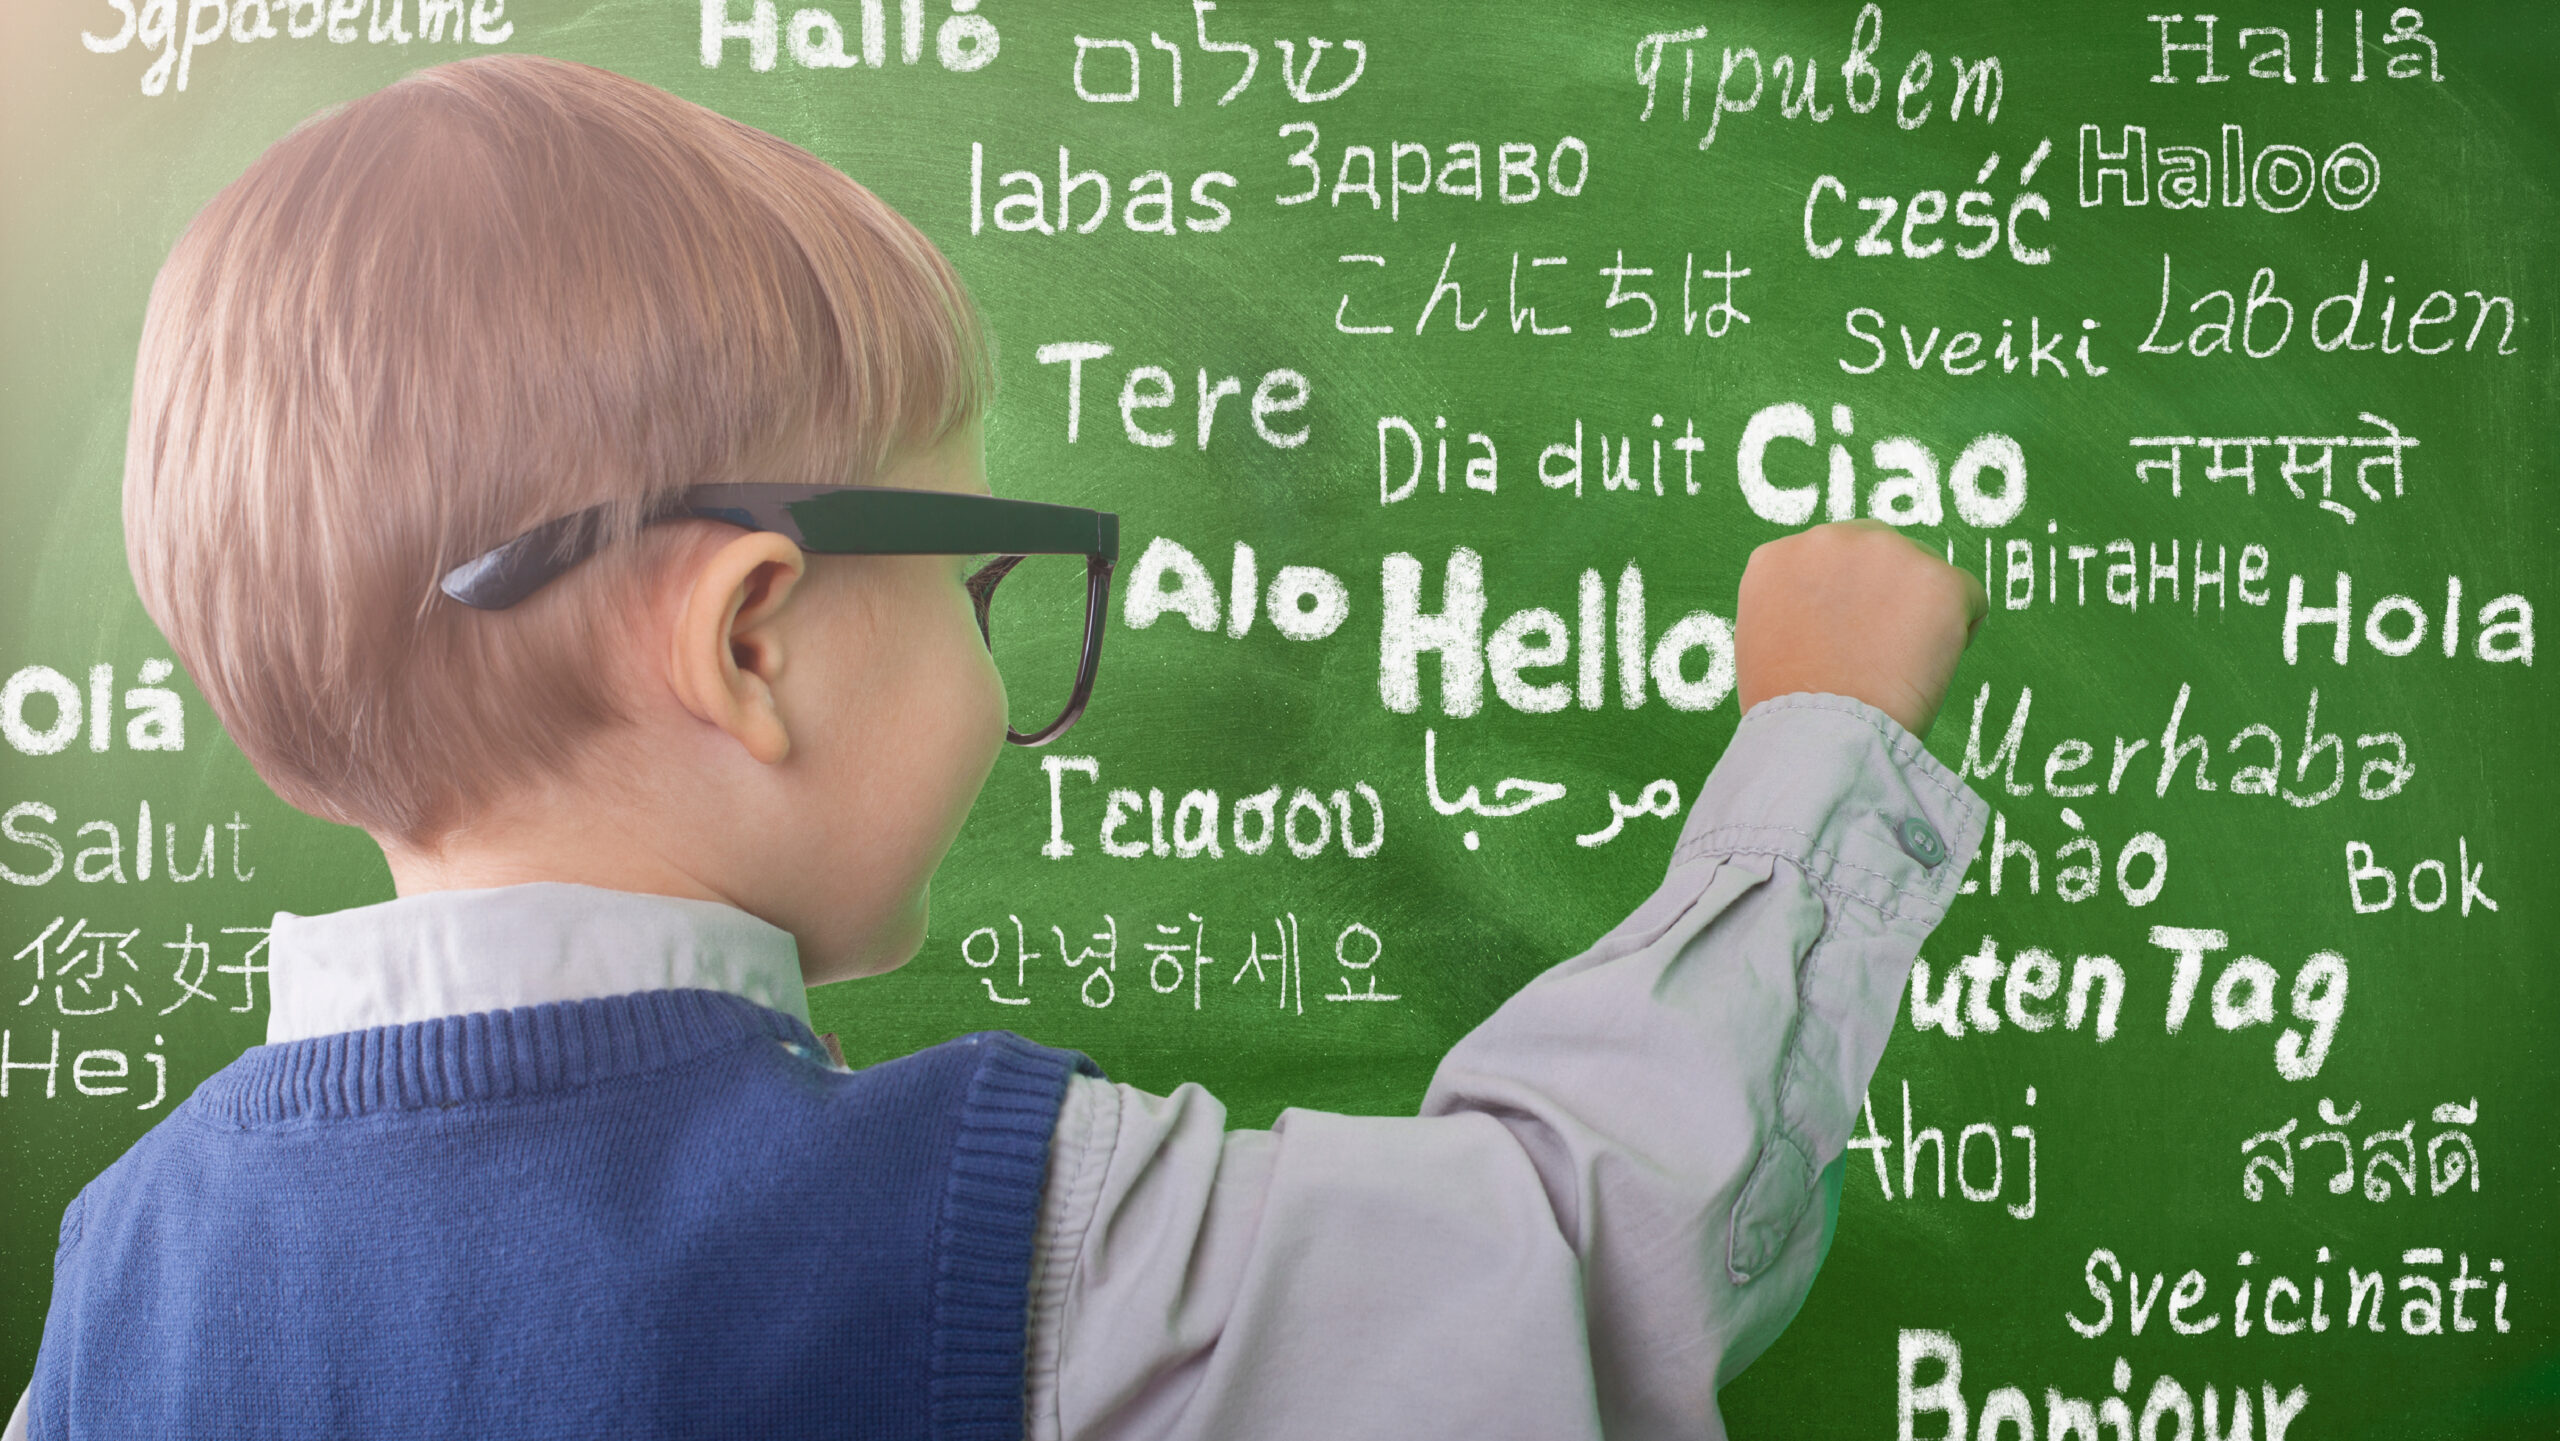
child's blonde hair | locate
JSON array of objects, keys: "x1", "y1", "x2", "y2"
[{"x1": 123, "y1": 53, "x2": 990, "y2": 848}]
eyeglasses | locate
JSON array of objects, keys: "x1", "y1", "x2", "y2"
[{"x1": 437, "y1": 484, "x2": 1119, "y2": 746}]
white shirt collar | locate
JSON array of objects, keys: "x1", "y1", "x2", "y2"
[{"x1": 264, "y1": 882, "x2": 812, "y2": 1044}]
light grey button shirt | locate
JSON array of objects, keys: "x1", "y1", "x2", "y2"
[{"x1": 8, "y1": 693, "x2": 1985, "y2": 1441}]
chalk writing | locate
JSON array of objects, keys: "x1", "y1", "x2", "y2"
[
  {"x1": 2068, "y1": 1243, "x2": 2510, "y2": 1339},
  {"x1": 0, "y1": 803, "x2": 256, "y2": 888},
  {"x1": 1840, "y1": 307, "x2": 2105, "y2": 378},
  {"x1": 13, "y1": 917, "x2": 268, "y2": 1017},
  {"x1": 1036, "y1": 755, "x2": 1382, "y2": 862},
  {"x1": 1848, "y1": 1080, "x2": 2039, "y2": 1218},
  {"x1": 1804, "y1": 143, "x2": 2052, "y2": 263},
  {"x1": 2144, "y1": 9, "x2": 2442, "y2": 85},
  {"x1": 959, "y1": 911, "x2": 1392, "y2": 1011},
  {"x1": 974, "y1": 149, "x2": 1240, "y2": 238},
  {"x1": 702, "y1": 0, "x2": 994, "y2": 73},
  {"x1": 2079, "y1": 123, "x2": 2379, "y2": 212},
  {"x1": 2343, "y1": 838, "x2": 2495, "y2": 915},
  {"x1": 2, "y1": 661, "x2": 185, "y2": 756},
  {"x1": 1906, "y1": 1344, "x2": 2309, "y2": 1441},
  {"x1": 1635, "y1": 6, "x2": 2004, "y2": 151},
  {"x1": 1957, "y1": 685, "x2": 2412, "y2": 808},
  {"x1": 2242, "y1": 1098, "x2": 2480, "y2": 1202},
  {"x1": 1337, "y1": 246, "x2": 1747, "y2": 340},
  {"x1": 2280, "y1": 573, "x2": 2534, "y2": 665},
  {"x1": 2128, "y1": 413, "x2": 2416, "y2": 524},
  {"x1": 2136, "y1": 254, "x2": 2521, "y2": 358},
  {"x1": 1908, "y1": 926, "x2": 2350, "y2": 1080},
  {"x1": 82, "y1": 0, "x2": 512, "y2": 95}
]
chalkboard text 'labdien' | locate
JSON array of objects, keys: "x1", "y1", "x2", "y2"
[{"x1": 2136, "y1": 255, "x2": 2521, "y2": 359}]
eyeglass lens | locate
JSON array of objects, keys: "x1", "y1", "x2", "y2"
[{"x1": 968, "y1": 553, "x2": 1093, "y2": 741}]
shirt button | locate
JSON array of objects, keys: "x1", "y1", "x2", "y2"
[{"x1": 1896, "y1": 815, "x2": 1946, "y2": 868}]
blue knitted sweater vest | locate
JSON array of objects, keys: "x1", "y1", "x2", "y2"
[{"x1": 28, "y1": 988, "x2": 1094, "y2": 1440}]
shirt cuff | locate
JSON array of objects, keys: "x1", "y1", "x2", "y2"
[{"x1": 1673, "y1": 692, "x2": 1989, "y2": 937}]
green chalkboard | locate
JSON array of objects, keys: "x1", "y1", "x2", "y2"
[{"x1": 4, "y1": 1, "x2": 2554, "y2": 1434}]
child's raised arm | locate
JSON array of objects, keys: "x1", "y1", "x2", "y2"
[{"x1": 1021, "y1": 521, "x2": 1990, "y2": 1441}]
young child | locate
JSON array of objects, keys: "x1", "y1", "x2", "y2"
[{"x1": 14, "y1": 54, "x2": 1988, "y2": 1441}]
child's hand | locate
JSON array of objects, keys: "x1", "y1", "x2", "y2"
[{"x1": 1734, "y1": 520, "x2": 1989, "y2": 738}]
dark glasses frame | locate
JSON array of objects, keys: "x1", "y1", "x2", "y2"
[{"x1": 437, "y1": 483, "x2": 1119, "y2": 745}]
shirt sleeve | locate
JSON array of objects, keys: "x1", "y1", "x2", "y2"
[{"x1": 1023, "y1": 694, "x2": 1990, "y2": 1441}]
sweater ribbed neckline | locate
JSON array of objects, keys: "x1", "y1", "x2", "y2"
[{"x1": 187, "y1": 987, "x2": 817, "y2": 1126}]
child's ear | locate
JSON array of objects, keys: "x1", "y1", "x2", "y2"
[{"x1": 668, "y1": 530, "x2": 808, "y2": 765}]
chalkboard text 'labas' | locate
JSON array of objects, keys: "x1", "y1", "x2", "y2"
[{"x1": 971, "y1": 145, "x2": 1238, "y2": 236}]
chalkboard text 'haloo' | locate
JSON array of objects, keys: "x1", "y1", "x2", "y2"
[{"x1": 2081, "y1": 124, "x2": 2380, "y2": 214}]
